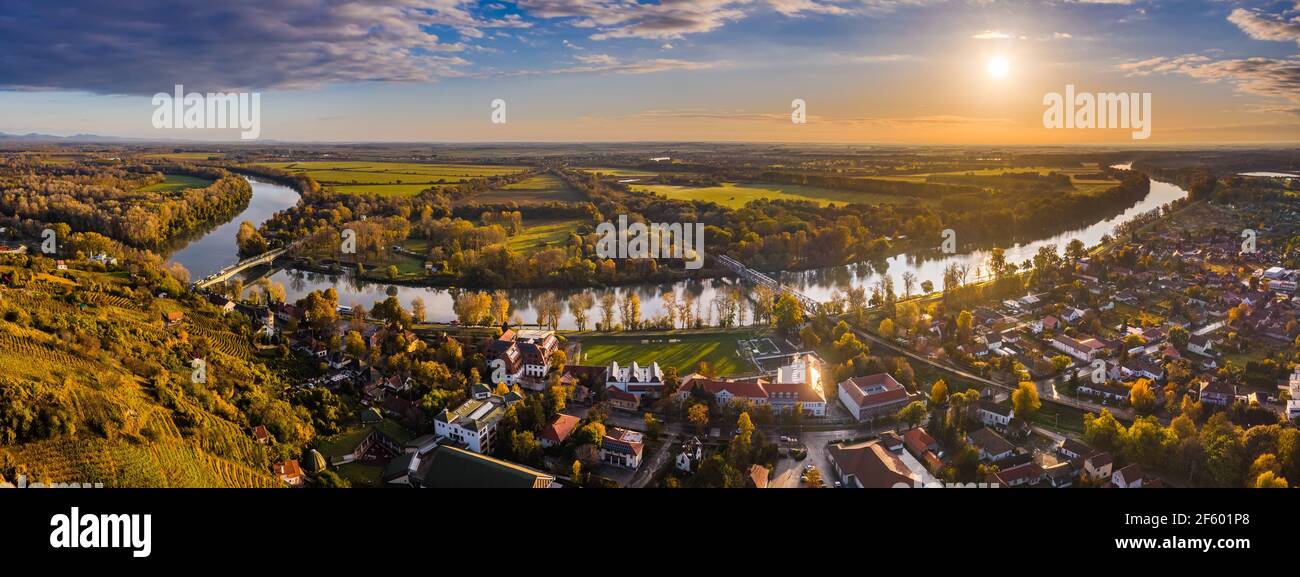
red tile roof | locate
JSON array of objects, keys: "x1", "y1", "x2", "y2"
[{"x1": 540, "y1": 414, "x2": 581, "y2": 445}]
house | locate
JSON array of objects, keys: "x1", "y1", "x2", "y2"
[
  {"x1": 966, "y1": 427, "x2": 1015, "y2": 462},
  {"x1": 606, "y1": 361, "x2": 664, "y2": 399},
  {"x1": 483, "y1": 328, "x2": 558, "y2": 390},
  {"x1": 1084, "y1": 452, "x2": 1114, "y2": 480},
  {"x1": 837, "y1": 373, "x2": 917, "y2": 421},
  {"x1": 1112, "y1": 463, "x2": 1145, "y2": 488},
  {"x1": 677, "y1": 357, "x2": 827, "y2": 416},
  {"x1": 1045, "y1": 462, "x2": 1075, "y2": 487},
  {"x1": 747, "y1": 464, "x2": 770, "y2": 489},
  {"x1": 600, "y1": 427, "x2": 645, "y2": 469},
  {"x1": 163, "y1": 311, "x2": 185, "y2": 326},
  {"x1": 1058, "y1": 438, "x2": 1092, "y2": 461},
  {"x1": 676, "y1": 437, "x2": 704, "y2": 472},
  {"x1": 975, "y1": 400, "x2": 1014, "y2": 430},
  {"x1": 877, "y1": 431, "x2": 904, "y2": 452},
  {"x1": 1077, "y1": 381, "x2": 1130, "y2": 403},
  {"x1": 1187, "y1": 334, "x2": 1214, "y2": 356},
  {"x1": 988, "y1": 462, "x2": 1045, "y2": 487},
  {"x1": 604, "y1": 387, "x2": 640, "y2": 412},
  {"x1": 1061, "y1": 307, "x2": 1086, "y2": 324},
  {"x1": 903, "y1": 427, "x2": 939, "y2": 462},
  {"x1": 1051, "y1": 334, "x2": 1106, "y2": 362},
  {"x1": 414, "y1": 445, "x2": 555, "y2": 488},
  {"x1": 539, "y1": 414, "x2": 580, "y2": 448},
  {"x1": 252, "y1": 425, "x2": 271, "y2": 445},
  {"x1": 827, "y1": 440, "x2": 919, "y2": 488},
  {"x1": 1034, "y1": 315, "x2": 1060, "y2": 334},
  {"x1": 273, "y1": 460, "x2": 304, "y2": 487},
  {"x1": 1198, "y1": 380, "x2": 1235, "y2": 407},
  {"x1": 206, "y1": 293, "x2": 237, "y2": 314},
  {"x1": 433, "y1": 394, "x2": 521, "y2": 454}
]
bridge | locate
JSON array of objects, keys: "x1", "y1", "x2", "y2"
[
  {"x1": 193, "y1": 246, "x2": 289, "y2": 291},
  {"x1": 715, "y1": 254, "x2": 820, "y2": 314}
]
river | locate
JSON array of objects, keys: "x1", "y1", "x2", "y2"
[{"x1": 168, "y1": 166, "x2": 1188, "y2": 329}]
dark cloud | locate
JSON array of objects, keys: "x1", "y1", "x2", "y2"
[{"x1": 0, "y1": 0, "x2": 503, "y2": 95}]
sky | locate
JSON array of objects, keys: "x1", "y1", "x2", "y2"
[{"x1": 0, "y1": 0, "x2": 1297, "y2": 144}]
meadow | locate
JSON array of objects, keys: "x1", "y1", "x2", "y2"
[
  {"x1": 508, "y1": 219, "x2": 584, "y2": 254},
  {"x1": 137, "y1": 174, "x2": 215, "y2": 193},
  {"x1": 635, "y1": 181, "x2": 928, "y2": 208},
  {"x1": 868, "y1": 165, "x2": 1119, "y2": 195},
  {"x1": 463, "y1": 173, "x2": 588, "y2": 205},
  {"x1": 258, "y1": 161, "x2": 525, "y2": 196}
]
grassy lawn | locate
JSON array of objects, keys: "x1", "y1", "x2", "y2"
[
  {"x1": 868, "y1": 165, "x2": 1118, "y2": 194},
  {"x1": 508, "y1": 219, "x2": 582, "y2": 254},
  {"x1": 138, "y1": 174, "x2": 214, "y2": 193},
  {"x1": 334, "y1": 462, "x2": 383, "y2": 488},
  {"x1": 636, "y1": 181, "x2": 926, "y2": 208},
  {"x1": 142, "y1": 152, "x2": 225, "y2": 161},
  {"x1": 574, "y1": 329, "x2": 760, "y2": 375},
  {"x1": 1030, "y1": 402, "x2": 1088, "y2": 433}
]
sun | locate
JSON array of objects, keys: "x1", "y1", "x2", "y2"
[{"x1": 986, "y1": 55, "x2": 1010, "y2": 79}]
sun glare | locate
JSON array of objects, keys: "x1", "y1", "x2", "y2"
[{"x1": 986, "y1": 55, "x2": 1010, "y2": 79}]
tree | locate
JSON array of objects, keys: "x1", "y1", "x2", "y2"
[
  {"x1": 1084, "y1": 409, "x2": 1125, "y2": 452},
  {"x1": 344, "y1": 330, "x2": 366, "y2": 358},
  {"x1": 569, "y1": 292, "x2": 594, "y2": 331},
  {"x1": 897, "y1": 400, "x2": 928, "y2": 429},
  {"x1": 804, "y1": 467, "x2": 824, "y2": 488},
  {"x1": 956, "y1": 310, "x2": 973, "y2": 343},
  {"x1": 688, "y1": 403, "x2": 710, "y2": 434},
  {"x1": 570, "y1": 460, "x2": 582, "y2": 485},
  {"x1": 1011, "y1": 381, "x2": 1041, "y2": 420},
  {"x1": 773, "y1": 293, "x2": 804, "y2": 334},
  {"x1": 410, "y1": 297, "x2": 426, "y2": 324},
  {"x1": 878, "y1": 318, "x2": 895, "y2": 338},
  {"x1": 1129, "y1": 378, "x2": 1157, "y2": 414},
  {"x1": 929, "y1": 379, "x2": 948, "y2": 407},
  {"x1": 799, "y1": 325, "x2": 821, "y2": 349}
]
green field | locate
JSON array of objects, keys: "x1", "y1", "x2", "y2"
[
  {"x1": 574, "y1": 330, "x2": 757, "y2": 375},
  {"x1": 636, "y1": 181, "x2": 925, "y2": 208},
  {"x1": 578, "y1": 167, "x2": 661, "y2": 177},
  {"x1": 143, "y1": 152, "x2": 226, "y2": 161},
  {"x1": 137, "y1": 174, "x2": 214, "y2": 193},
  {"x1": 464, "y1": 174, "x2": 587, "y2": 205},
  {"x1": 508, "y1": 219, "x2": 583, "y2": 254},
  {"x1": 257, "y1": 161, "x2": 526, "y2": 196},
  {"x1": 869, "y1": 165, "x2": 1118, "y2": 195}
]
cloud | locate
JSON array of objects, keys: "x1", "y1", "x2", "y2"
[
  {"x1": 1118, "y1": 53, "x2": 1300, "y2": 112},
  {"x1": 515, "y1": 0, "x2": 749, "y2": 40},
  {"x1": 536, "y1": 56, "x2": 722, "y2": 75},
  {"x1": 768, "y1": 0, "x2": 852, "y2": 17},
  {"x1": 972, "y1": 30, "x2": 1013, "y2": 40},
  {"x1": 0, "y1": 0, "x2": 534, "y2": 94},
  {"x1": 1227, "y1": 8, "x2": 1300, "y2": 46}
]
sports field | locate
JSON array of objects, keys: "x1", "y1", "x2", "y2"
[{"x1": 575, "y1": 330, "x2": 758, "y2": 376}]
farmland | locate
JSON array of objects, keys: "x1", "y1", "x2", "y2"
[
  {"x1": 137, "y1": 174, "x2": 215, "y2": 193},
  {"x1": 869, "y1": 165, "x2": 1119, "y2": 195},
  {"x1": 634, "y1": 181, "x2": 928, "y2": 208},
  {"x1": 462, "y1": 173, "x2": 588, "y2": 205},
  {"x1": 508, "y1": 219, "x2": 584, "y2": 254},
  {"x1": 257, "y1": 161, "x2": 526, "y2": 196}
]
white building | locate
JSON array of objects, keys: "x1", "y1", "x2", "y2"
[
  {"x1": 433, "y1": 394, "x2": 520, "y2": 454},
  {"x1": 607, "y1": 361, "x2": 664, "y2": 399}
]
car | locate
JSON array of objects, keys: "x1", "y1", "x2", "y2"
[
  {"x1": 803, "y1": 464, "x2": 814, "y2": 472},
  {"x1": 833, "y1": 481, "x2": 841, "y2": 488}
]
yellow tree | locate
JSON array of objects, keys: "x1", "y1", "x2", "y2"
[{"x1": 1011, "y1": 381, "x2": 1041, "y2": 420}]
